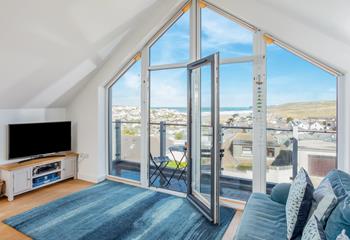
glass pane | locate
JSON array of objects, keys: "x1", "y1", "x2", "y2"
[
  {"x1": 219, "y1": 62, "x2": 253, "y2": 201},
  {"x1": 266, "y1": 43, "x2": 337, "y2": 188},
  {"x1": 149, "y1": 68, "x2": 188, "y2": 192},
  {"x1": 193, "y1": 64, "x2": 212, "y2": 207},
  {"x1": 150, "y1": 11, "x2": 190, "y2": 65},
  {"x1": 109, "y1": 61, "x2": 141, "y2": 181},
  {"x1": 265, "y1": 129, "x2": 293, "y2": 192},
  {"x1": 201, "y1": 7, "x2": 253, "y2": 59}
]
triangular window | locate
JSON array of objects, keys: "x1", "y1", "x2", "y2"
[
  {"x1": 201, "y1": 7, "x2": 253, "y2": 58},
  {"x1": 150, "y1": 10, "x2": 190, "y2": 65}
]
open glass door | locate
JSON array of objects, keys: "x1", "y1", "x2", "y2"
[{"x1": 187, "y1": 53, "x2": 220, "y2": 224}]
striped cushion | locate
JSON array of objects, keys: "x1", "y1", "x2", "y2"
[
  {"x1": 301, "y1": 216, "x2": 326, "y2": 240},
  {"x1": 286, "y1": 168, "x2": 314, "y2": 239}
]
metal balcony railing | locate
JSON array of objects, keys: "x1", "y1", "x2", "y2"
[{"x1": 112, "y1": 120, "x2": 336, "y2": 179}]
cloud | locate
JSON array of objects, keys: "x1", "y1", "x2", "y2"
[
  {"x1": 150, "y1": 69, "x2": 187, "y2": 107},
  {"x1": 150, "y1": 29, "x2": 189, "y2": 65},
  {"x1": 221, "y1": 91, "x2": 252, "y2": 107},
  {"x1": 113, "y1": 67, "x2": 187, "y2": 108},
  {"x1": 150, "y1": 8, "x2": 255, "y2": 64},
  {"x1": 124, "y1": 71, "x2": 140, "y2": 90},
  {"x1": 201, "y1": 9, "x2": 253, "y2": 50},
  {"x1": 150, "y1": 12, "x2": 190, "y2": 65},
  {"x1": 266, "y1": 74, "x2": 337, "y2": 105},
  {"x1": 111, "y1": 64, "x2": 141, "y2": 106},
  {"x1": 328, "y1": 87, "x2": 336, "y2": 93}
]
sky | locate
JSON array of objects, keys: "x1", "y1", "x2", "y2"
[{"x1": 112, "y1": 7, "x2": 336, "y2": 108}]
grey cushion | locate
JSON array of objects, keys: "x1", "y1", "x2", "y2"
[
  {"x1": 312, "y1": 189, "x2": 337, "y2": 226},
  {"x1": 314, "y1": 178, "x2": 336, "y2": 203},
  {"x1": 235, "y1": 193, "x2": 287, "y2": 240},
  {"x1": 309, "y1": 178, "x2": 337, "y2": 219},
  {"x1": 271, "y1": 183, "x2": 291, "y2": 205}
]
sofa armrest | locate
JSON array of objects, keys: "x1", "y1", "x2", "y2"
[{"x1": 270, "y1": 183, "x2": 291, "y2": 205}]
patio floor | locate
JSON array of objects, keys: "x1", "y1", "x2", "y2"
[{"x1": 110, "y1": 160, "x2": 275, "y2": 201}]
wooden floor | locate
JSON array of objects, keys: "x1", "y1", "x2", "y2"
[
  {"x1": 0, "y1": 179, "x2": 92, "y2": 240},
  {"x1": 0, "y1": 179, "x2": 242, "y2": 240}
]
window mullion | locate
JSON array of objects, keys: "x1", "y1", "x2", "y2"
[
  {"x1": 252, "y1": 30, "x2": 267, "y2": 193},
  {"x1": 149, "y1": 62, "x2": 188, "y2": 71},
  {"x1": 337, "y1": 74, "x2": 347, "y2": 172},
  {"x1": 140, "y1": 47, "x2": 150, "y2": 187},
  {"x1": 220, "y1": 56, "x2": 255, "y2": 65},
  {"x1": 189, "y1": 0, "x2": 202, "y2": 189}
]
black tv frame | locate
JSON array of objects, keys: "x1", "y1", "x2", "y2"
[{"x1": 8, "y1": 121, "x2": 71, "y2": 161}]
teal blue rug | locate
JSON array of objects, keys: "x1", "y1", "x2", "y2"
[{"x1": 4, "y1": 181, "x2": 235, "y2": 240}]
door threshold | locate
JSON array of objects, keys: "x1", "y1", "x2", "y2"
[
  {"x1": 106, "y1": 175, "x2": 141, "y2": 187},
  {"x1": 106, "y1": 175, "x2": 187, "y2": 198},
  {"x1": 149, "y1": 186, "x2": 186, "y2": 198},
  {"x1": 220, "y1": 197, "x2": 246, "y2": 211},
  {"x1": 106, "y1": 176, "x2": 246, "y2": 210}
]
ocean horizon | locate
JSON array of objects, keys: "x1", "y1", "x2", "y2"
[
  {"x1": 151, "y1": 106, "x2": 252, "y2": 113},
  {"x1": 113, "y1": 105, "x2": 253, "y2": 113}
]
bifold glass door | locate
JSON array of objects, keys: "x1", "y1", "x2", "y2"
[{"x1": 187, "y1": 53, "x2": 220, "y2": 224}]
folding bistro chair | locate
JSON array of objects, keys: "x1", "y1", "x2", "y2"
[
  {"x1": 166, "y1": 144, "x2": 188, "y2": 186},
  {"x1": 149, "y1": 153, "x2": 171, "y2": 186}
]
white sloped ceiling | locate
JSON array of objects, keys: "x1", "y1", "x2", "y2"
[
  {"x1": 0, "y1": 0, "x2": 167, "y2": 108},
  {"x1": 1, "y1": 0, "x2": 349, "y2": 109}
]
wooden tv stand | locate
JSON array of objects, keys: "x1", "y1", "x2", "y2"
[{"x1": 0, "y1": 153, "x2": 78, "y2": 201}]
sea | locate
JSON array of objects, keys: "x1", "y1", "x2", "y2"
[{"x1": 152, "y1": 107, "x2": 252, "y2": 113}]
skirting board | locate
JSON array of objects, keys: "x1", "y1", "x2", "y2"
[{"x1": 78, "y1": 173, "x2": 106, "y2": 183}]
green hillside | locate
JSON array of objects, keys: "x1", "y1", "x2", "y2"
[{"x1": 267, "y1": 101, "x2": 336, "y2": 119}]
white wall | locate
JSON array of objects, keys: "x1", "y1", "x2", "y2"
[
  {"x1": 66, "y1": 0, "x2": 184, "y2": 183},
  {"x1": 0, "y1": 108, "x2": 66, "y2": 165},
  {"x1": 67, "y1": 0, "x2": 350, "y2": 183}
]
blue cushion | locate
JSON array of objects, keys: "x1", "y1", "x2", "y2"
[
  {"x1": 322, "y1": 169, "x2": 350, "y2": 201},
  {"x1": 322, "y1": 170, "x2": 350, "y2": 240},
  {"x1": 235, "y1": 193, "x2": 287, "y2": 240},
  {"x1": 235, "y1": 170, "x2": 350, "y2": 240},
  {"x1": 271, "y1": 183, "x2": 291, "y2": 205},
  {"x1": 325, "y1": 196, "x2": 350, "y2": 240}
]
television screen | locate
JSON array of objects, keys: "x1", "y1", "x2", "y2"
[{"x1": 9, "y1": 121, "x2": 71, "y2": 159}]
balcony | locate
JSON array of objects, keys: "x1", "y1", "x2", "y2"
[{"x1": 109, "y1": 120, "x2": 336, "y2": 201}]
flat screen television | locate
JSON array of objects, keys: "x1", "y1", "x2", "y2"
[{"x1": 8, "y1": 121, "x2": 71, "y2": 159}]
